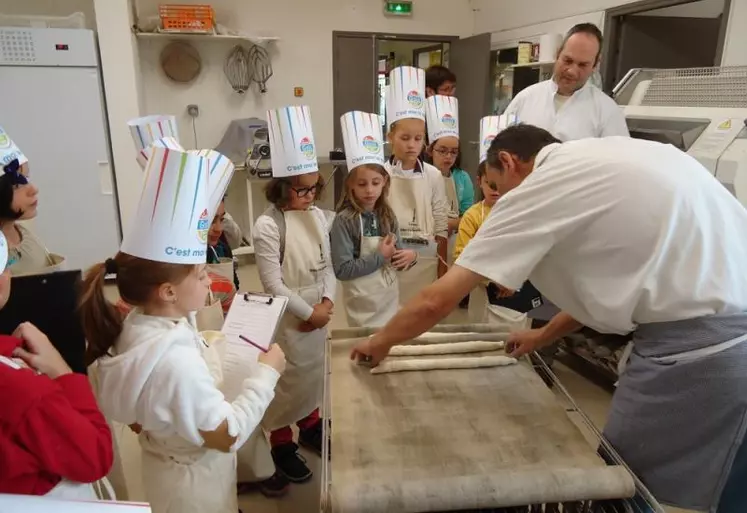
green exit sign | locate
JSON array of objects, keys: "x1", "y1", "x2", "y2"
[{"x1": 384, "y1": 1, "x2": 413, "y2": 16}]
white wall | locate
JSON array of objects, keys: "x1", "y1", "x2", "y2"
[
  {"x1": 640, "y1": 0, "x2": 724, "y2": 17},
  {"x1": 135, "y1": 0, "x2": 473, "y2": 154},
  {"x1": 474, "y1": 0, "x2": 747, "y2": 66},
  {"x1": 0, "y1": 0, "x2": 96, "y2": 28}
]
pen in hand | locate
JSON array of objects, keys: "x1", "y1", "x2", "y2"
[{"x1": 239, "y1": 334, "x2": 269, "y2": 353}]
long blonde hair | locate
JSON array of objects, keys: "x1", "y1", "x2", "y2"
[{"x1": 336, "y1": 164, "x2": 397, "y2": 235}]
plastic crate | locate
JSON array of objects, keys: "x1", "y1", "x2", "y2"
[{"x1": 158, "y1": 4, "x2": 214, "y2": 33}]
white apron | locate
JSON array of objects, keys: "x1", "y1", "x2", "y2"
[
  {"x1": 201, "y1": 331, "x2": 275, "y2": 482},
  {"x1": 443, "y1": 174, "x2": 459, "y2": 265},
  {"x1": 261, "y1": 210, "x2": 327, "y2": 431},
  {"x1": 341, "y1": 216, "x2": 399, "y2": 328},
  {"x1": 388, "y1": 168, "x2": 438, "y2": 306},
  {"x1": 45, "y1": 479, "x2": 98, "y2": 500},
  {"x1": 467, "y1": 284, "x2": 531, "y2": 332},
  {"x1": 139, "y1": 335, "x2": 237, "y2": 513}
]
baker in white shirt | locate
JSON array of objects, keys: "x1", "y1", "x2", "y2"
[
  {"x1": 352, "y1": 124, "x2": 747, "y2": 513},
  {"x1": 504, "y1": 23, "x2": 629, "y2": 141}
]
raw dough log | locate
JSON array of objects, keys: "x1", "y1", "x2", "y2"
[
  {"x1": 330, "y1": 324, "x2": 509, "y2": 339},
  {"x1": 371, "y1": 355, "x2": 517, "y2": 374},
  {"x1": 389, "y1": 341, "x2": 505, "y2": 356},
  {"x1": 412, "y1": 332, "x2": 505, "y2": 344}
]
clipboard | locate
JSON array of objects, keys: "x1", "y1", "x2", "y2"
[{"x1": 220, "y1": 292, "x2": 288, "y2": 401}]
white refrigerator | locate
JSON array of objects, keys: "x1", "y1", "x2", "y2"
[{"x1": 0, "y1": 27, "x2": 120, "y2": 272}]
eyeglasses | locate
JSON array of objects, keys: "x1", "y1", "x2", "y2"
[
  {"x1": 292, "y1": 182, "x2": 324, "y2": 198},
  {"x1": 433, "y1": 147, "x2": 459, "y2": 157}
]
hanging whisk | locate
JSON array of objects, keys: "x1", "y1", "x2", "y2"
[
  {"x1": 247, "y1": 44, "x2": 273, "y2": 93},
  {"x1": 224, "y1": 45, "x2": 253, "y2": 94}
]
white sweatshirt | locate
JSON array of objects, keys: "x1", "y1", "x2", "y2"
[{"x1": 95, "y1": 311, "x2": 279, "y2": 451}]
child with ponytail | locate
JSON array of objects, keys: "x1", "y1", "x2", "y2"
[{"x1": 80, "y1": 146, "x2": 285, "y2": 513}]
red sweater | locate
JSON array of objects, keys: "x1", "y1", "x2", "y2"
[{"x1": 0, "y1": 335, "x2": 114, "y2": 495}]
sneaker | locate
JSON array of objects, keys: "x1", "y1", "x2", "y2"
[
  {"x1": 298, "y1": 419, "x2": 323, "y2": 456},
  {"x1": 271, "y1": 443, "x2": 312, "y2": 483},
  {"x1": 237, "y1": 472, "x2": 289, "y2": 498}
]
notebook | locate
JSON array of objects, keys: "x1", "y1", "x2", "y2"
[
  {"x1": 0, "y1": 270, "x2": 86, "y2": 374},
  {"x1": 220, "y1": 292, "x2": 288, "y2": 400}
]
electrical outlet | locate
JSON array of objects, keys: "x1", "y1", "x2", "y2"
[{"x1": 187, "y1": 104, "x2": 200, "y2": 117}]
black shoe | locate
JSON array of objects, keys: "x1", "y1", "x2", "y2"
[
  {"x1": 298, "y1": 419, "x2": 324, "y2": 456},
  {"x1": 237, "y1": 472, "x2": 290, "y2": 498},
  {"x1": 271, "y1": 443, "x2": 312, "y2": 483},
  {"x1": 259, "y1": 472, "x2": 290, "y2": 497}
]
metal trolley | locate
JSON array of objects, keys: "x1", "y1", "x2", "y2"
[{"x1": 320, "y1": 324, "x2": 665, "y2": 513}]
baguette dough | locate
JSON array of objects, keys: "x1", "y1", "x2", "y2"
[
  {"x1": 389, "y1": 341, "x2": 505, "y2": 356},
  {"x1": 371, "y1": 355, "x2": 517, "y2": 375},
  {"x1": 413, "y1": 332, "x2": 505, "y2": 344}
]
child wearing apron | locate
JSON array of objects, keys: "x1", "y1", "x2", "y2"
[
  {"x1": 253, "y1": 106, "x2": 336, "y2": 485},
  {"x1": 0, "y1": 126, "x2": 61, "y2": 276},
  {"x1": 384, "y1": 67, "x2": 449, "y2": 306},
  {"x1": 80, "y1": 145, "x2": 286, "y2": 513},
  {"x1": 424, "y1": 95, "x2": 474, "y2": 264},
  {"x1": 0, "y1": 229, "x2": 113, "y2": 500},
  {"x1": 331, "y1": 111, "x2": 417, "y2": 328},
  {"x1": 454, "y1": 161, "x2": 531, "y2": 332}
]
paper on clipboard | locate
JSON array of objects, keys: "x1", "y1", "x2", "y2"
[{"x1": 220, "y1": 293, "x2": 288, "y2": 401}]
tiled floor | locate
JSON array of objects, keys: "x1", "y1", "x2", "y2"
[{"x1": 113, "y1": 262, "x2": 692, "y2": 513}]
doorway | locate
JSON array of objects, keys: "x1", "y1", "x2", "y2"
[
  {"x1": 332, "y1": 31, "x2": 493, "y2": 182},
  {"x1": 601, "y1": 0, "x2": 732, "y2": 93}
]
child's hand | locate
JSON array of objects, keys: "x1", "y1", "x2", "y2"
[
  {"x1": 259, "y1": 344, "x2": 287, "y2": 374},
  {"x1": 12, "y1": 322, "x2": 72, "y2": 379},
  {"x1": 391, "y1": 249, "x2": 417, "y2": 270},
  {"x1": 448, "y1": 218, "x2": 460, "y2": 234},
  {"x1": 308, "y1": 303, "x2": 332, "y2": 330},
  {"x1": 378, "y1": 234, "x2": 396, "y2": 260},
  {"x1": 493, "y1": 283, "x2": 516, "y2": 298}
]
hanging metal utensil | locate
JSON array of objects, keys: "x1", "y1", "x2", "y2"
[
  {"x1": 224, "y1": 45, "x2": 253, "y2": 94},
  {"x1": 247, "y1": 44, "x2": 273, "y2": 93}
]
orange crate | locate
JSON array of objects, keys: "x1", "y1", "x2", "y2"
[{"x1": 159, "y1": 4, "x2": 214, "y2": 33}]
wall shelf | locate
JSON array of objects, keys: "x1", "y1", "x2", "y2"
[
  {"x1": 511, "y1": 61, "x2": 554, "y2": 68},
  {"x1": 133, "y1": 31, "x2": 279, "y2": 44}
]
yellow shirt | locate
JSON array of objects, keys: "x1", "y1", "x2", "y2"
[{"x1": 453, "y1": 201, "x2": 492, "y2": 262}]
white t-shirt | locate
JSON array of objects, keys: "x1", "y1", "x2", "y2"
[
  {"x1": 456, "y1": 137, "x2": 747, "y2": 334},
  {"x1": 505, "y1": 79, "x2": 629, "y2": 141}
]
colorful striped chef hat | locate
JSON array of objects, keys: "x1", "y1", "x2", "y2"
[
  {"x1": 386, "y1": 66, "x2": 426, "y2": 126},
  {"x1": 128, "y1": 115, "x2": 181, "y2": 169},
  {"x1": 120, "y1": 146, "x2": 210, "y2": 264},
  {"x1": 340, "y1": 111, "x2": 385, "y2": 172},
  {"x1": 479, "y1": 114, "x2": 519, "y2": 164},
  {"x1": 190, "y1": 149, "x2": 236, "y2": 221},
  {"x1": 0, "y1": 125, "x2": 28, "y2": 170},
  {"x1": 267, "y1": 105, "x2": 319, "y2": 178},
  {"x1": 425, "y1": 95, "x2": 459, "y2": 142}
]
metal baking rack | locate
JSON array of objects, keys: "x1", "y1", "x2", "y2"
[{"x1": 321, "y1": 325, "x2": 665, "y2": 513}]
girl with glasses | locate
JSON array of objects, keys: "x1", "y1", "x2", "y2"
[
  {"x1": 425, "y1": 96, "x2": 475, "y2": 265},
  {"x1": 252, "y1": 106, "x2": 335, "y2": 487}
]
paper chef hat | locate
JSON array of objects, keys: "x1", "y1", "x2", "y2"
[
  {"x1": 0, "y1": 231, "x2": 8, "y2": 275},
  {"x1": 386, "y1": 66, "x2": 425, "y2": 126},
  {"x1": 340, "y1": 111, "x2": 385, "y2": 172},
  {"x1": 267, "y1": 105, "x2": 319, "y2": 178},
  {"x1": 0, "y1": 125, "x2": 28, "y2": 169},
  {"x1": 191, "y1": 149, "x2": 236, "y2": 220},
  {"x1": 120, "y1": 146, "x2": 210, "y2": 264},
  {"x1": 425, "y1": 95, "x2": 459, "y2": 142},
  {"x1": 128, "y1": 115, "x2": 180, "y2": 169},
  {"x1": 479, "y1": 114, "x2": 519, "y2": 164}
]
